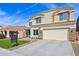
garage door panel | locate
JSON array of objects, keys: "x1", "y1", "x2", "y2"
[{"x1": 43, "y1": 29, "x2": 68, "y2": 40}]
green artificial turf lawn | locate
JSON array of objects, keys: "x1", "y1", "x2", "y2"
[{"x1": 0, "y1": 38, "x2": 30, "y2": 49}]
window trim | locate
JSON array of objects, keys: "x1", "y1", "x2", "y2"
[
  {"x1": 59, "y1": 12, "x2": 69, "y2": 21},
  {"x1": 33, "y1": 30, "x2": 38, "y2": 35},
  {"x1": 29, "y1": 22, "x2": 32, "y2": 26},
  {"x1": 35, "y1": 17, "x2": 41, "y2": 23}
]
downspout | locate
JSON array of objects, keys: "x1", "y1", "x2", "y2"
[
  {"x1": 68, "y1": 11, "x2": 70, "y2": 22},
  {"x1": 52, "y1": 14, "x2": 55, "y2": 24}
]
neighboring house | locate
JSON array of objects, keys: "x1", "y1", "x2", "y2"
[
  {"x1": 27, "y1": 7, "x2": 75, "y2": 40},
  {"x1": 0, "y1": 26, "x2": 26, "y2": 38}
]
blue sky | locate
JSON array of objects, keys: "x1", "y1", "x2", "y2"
[{"x1": 0, "y1": 3, "x2": 79, "y2": 26}]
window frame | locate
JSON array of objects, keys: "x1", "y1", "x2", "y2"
[
  {"x1": 59, "y1": 12, "x2": 69, "y2": 21},
  {"x1": 33, "y1": 30, "x2": 38, "y2": 35},
  {"x1": 35, "y1": 17, "x2": 41, "y2": 23},
  {"x1": 29, "y1": 22, "x2": 32, "y2": 26}
]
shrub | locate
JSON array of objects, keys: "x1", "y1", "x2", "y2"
[{"x1": 0, "y1": 34, "x2": 6, "y2": 39}]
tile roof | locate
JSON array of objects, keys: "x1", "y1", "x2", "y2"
[{"x1": 0, "y1": 26, "x2": 26, "y2": 31}]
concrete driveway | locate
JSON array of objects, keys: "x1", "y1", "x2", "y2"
[
  {"x1": 13, "y1": 40, "x2": 75, "y2": 56},
  {"x1": 0, "y1": 48, "x2": 22, "y2": 56}
]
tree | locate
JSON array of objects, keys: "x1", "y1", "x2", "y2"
[
  {"x1": 76, "y1": 16, "x2": 79, "y2": 32},
  {"x1": 76, "y1": 16, "x2": 79, "y2": 41}
]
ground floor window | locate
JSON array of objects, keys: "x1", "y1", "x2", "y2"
[{"x1": 33, "y1": 30, "x2": 38, "y2": 35}]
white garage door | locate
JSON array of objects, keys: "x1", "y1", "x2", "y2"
[{"x1": 43, "y1": 29, "x2": 68, "y2": 40}]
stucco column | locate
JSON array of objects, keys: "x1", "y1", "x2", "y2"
[
  {"x1": 52, "y1": 15, "x2": 55, "y2": 23},
  {"x1": 2, "y1": 31, "x2": 5, "y2": 35},
  {"x1": 68, "y1": 11, "x2": 70, "y2": 22},
  {"x1": 6, "y1": 30, "x2": 9, "y2": 38}
]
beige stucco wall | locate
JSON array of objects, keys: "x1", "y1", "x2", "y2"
[
  {"x1": 54, "y1": 10, "x2": 74, "y2": 23},
  {"x1": 29, "y1": 8, "x2": 74, "y2": 26},
  {"x1": 30, "y1": 23, "x2": 75, "y2": 39},
  {"x1": 29, "y1": 8, "x2": 75, "y2": 39},
  {"x1": 18, "y1": 30, "x2": 26, "y2": 38},
  {"x1": 42, "y1": 24, "x2": 75, "y2": 30},
  {"x1": 41, "y1": 12, "x2": 54, "y2": 24},
  {"x1": 5, "y1": 30, "x2": 26, "y2": 38},
  {"x1": 70, "y1": 12, "x2": 74, "y2": 21},
  {"x1": 6, "y1": 30, "x2": 9, "y2": 37},
  {"x1": 30, "y1": 27, "x2": 39, "y2": 39},
  {"x1": 29, "y1": 11, "x2": 54, "y2": 25}
]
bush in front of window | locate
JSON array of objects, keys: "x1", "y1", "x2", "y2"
[{"x1": 0, "y1": 33, "x2": 6, "y2": 39}]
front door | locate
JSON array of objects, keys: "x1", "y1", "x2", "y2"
[{"x1": 26, "y1": 30, "x2": 30, "y2": 38}]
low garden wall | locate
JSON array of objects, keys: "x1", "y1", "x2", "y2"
[{"x1": 69, "y1": 28, "x2": 79, "y2": 41}]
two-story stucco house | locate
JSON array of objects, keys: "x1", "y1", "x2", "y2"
[{"x1": 27, "y1": 7, "x2": 75, "y2": 40}]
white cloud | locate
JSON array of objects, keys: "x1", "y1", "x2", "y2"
[
  {"x1": 42, "y1": 3, "x2": 58, "y2": 9},
  {"x1": 0, "y1": 16, "x2": 12, "y2": 25},
  {"x1": 15, "y1": 4, "x2": 38, "y2": 15},
  {"x1": 0, "y1": 15, "x2": 27, "y2": 26},
  {"x1": 66, "y1": 4, "x2": 79, "y2": 19},
  {"x1": 0, "y1": 9, "x2": 6, "y2": 16}
]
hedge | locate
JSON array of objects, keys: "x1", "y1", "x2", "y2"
[{"x1": 0, "y1": 34, "x2": 6, "y2": 39}]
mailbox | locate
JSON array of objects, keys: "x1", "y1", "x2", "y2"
[{"x1": 9, "y1": 31, "x2": 18, "y2": 46}]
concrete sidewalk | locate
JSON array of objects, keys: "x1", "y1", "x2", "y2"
[
  {"x1": 12, "y1": 40, "x2": 75, "y2": 56},
  {"x1": 0, "y1": 48, "x2": 22, "y2": 56}
]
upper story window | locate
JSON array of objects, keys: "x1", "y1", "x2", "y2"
[
  {"x1": 29, "y1": 22, "x2": 32, "y2": 26},
  {"x1": 35, "y1": 17, "x2": 41, "y2": 23},
  {"x1": 59, "y1": 12, "x2": 68, "y2": 21}
]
